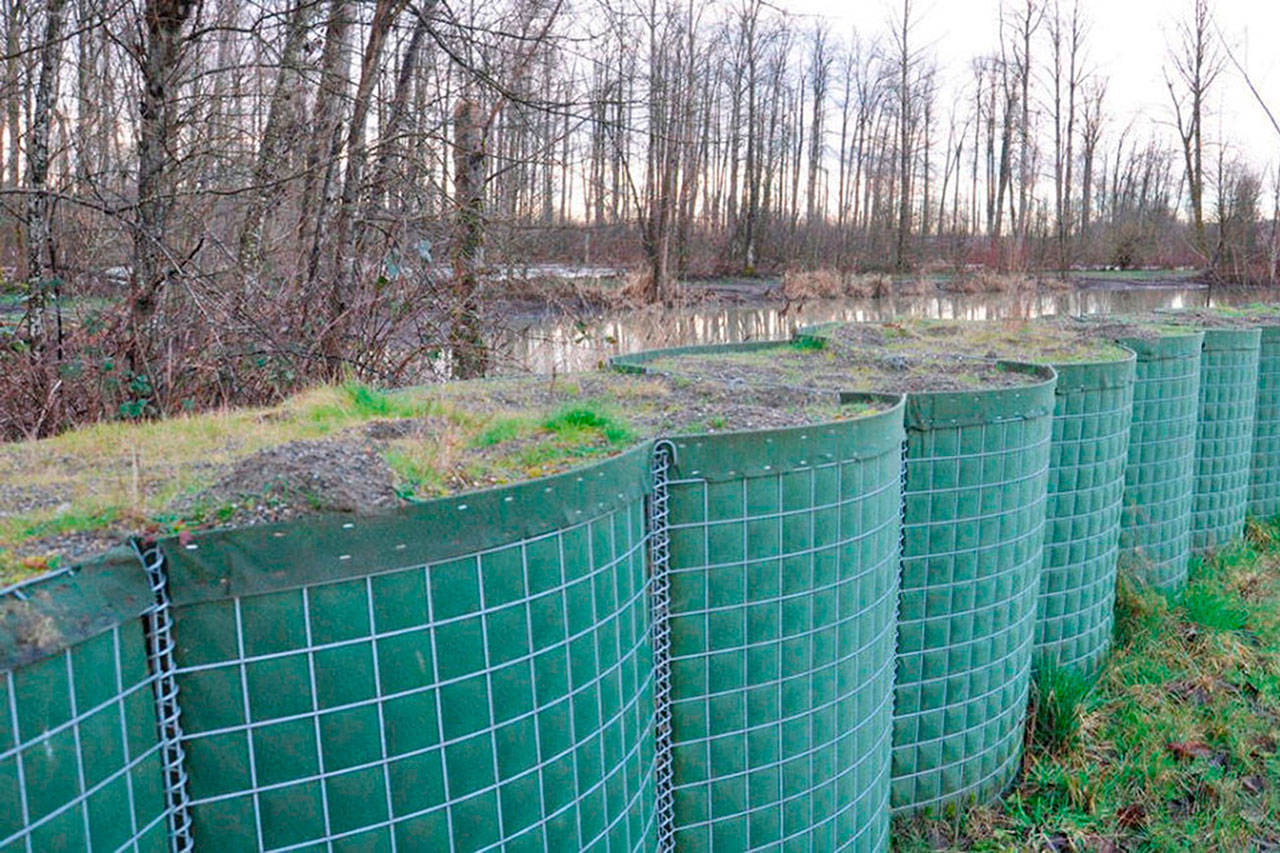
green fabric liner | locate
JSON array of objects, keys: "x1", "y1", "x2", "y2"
[
  {"x1": 904, "y1": 362, "x2": 1057, "y2": 429},
  {"x1": 160, "y1": 442, "x2": 655, "y2": 606},
  {"x1": 1250, "y1": 328, "x2": 1280, "y2": 520},
  {"x1": 1034, "y1": 354, "x2": 1137, "y2": 675},
  {"x1": 668, "y1": 393, "x2": 906, "y2": 482},
  {"x1": 1046, "y1": 349, "x2": 1139, "y2": 393},
  {"x1": 890, "y1": 359, "x2": 1054, "y2": 813},
  {"x1": 1190, "y1": 327, "x2": 1261, "y2": 552},
  {"x1": 1117, "y1": 329, "x2": 1204, "y2": 592},
  {"x1": 1199, "y1": 327, "x2": 1264, "y2": 349},
  {"x1": 663, "y1": 390, "x2": 904, "y2": 850},
  {"x1": 1117, "y1": 330, "x2": 1204, "y2": 362},
  {"x1": 0, "y1": 548, "x2": 153, "y2": 670}
]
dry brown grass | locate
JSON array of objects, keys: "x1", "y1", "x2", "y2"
[
  {"x1": 895, "y1": 277, "x2": 935, "y2": 296},
  {"x1": 941, "y1": 271, "x2": 1039, "y2": 293},
  {"x1": 618, "y1": 268, "x2": 655, "y2": 303},
  {"x1": 781, "y1": 269, "x2": 894, "y2": 300}
]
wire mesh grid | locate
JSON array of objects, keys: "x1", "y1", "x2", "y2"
[
  {"x1": 1249, "y1": 327, "x2": 1280, "y2": 522},
  {"x1": 891, "y1": 413, "x2": 1052, "y2": 814},
  {"x1": 1190, "y1": 333, "x2": 1261, "y2": 551},
  {"x1": 1, "y1": 620, "x2": 170, "y2": 853},
  {"x1": 664, "y1": 449, "x2": 902, "y2": 852},
  {"x1": 1119, "y1": 341, "x2": 1202, "y2": 593},
  {"x1": 1250, "y1": 329, "x2": 1280, "y2": 521},
  {"x1": 1035, "y1": 369, "x2": 1135, "y2": 674},
  {"x1": 168, "y1": 499, "x2": 658, "y2": 852}
]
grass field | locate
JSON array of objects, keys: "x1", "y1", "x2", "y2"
[{"x1": 896, "y1": 519, "x2": 1280, "y2": 852}]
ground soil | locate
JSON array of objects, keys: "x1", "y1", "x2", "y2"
[
  {"x1": 1151, "y1": 306, "x2": 1280, "y2": 329},
  {"x1": 648, "y1": 339, "x2": 1038, "y2": 394},
  {"x1": 827, "y1": 318, "x2": 1131, "y2": 364},
  {"x1": 644, "y1": 318, "x2": 1140, "y2": 395},
  {"x1": 1, "y1": 371, "x2": 872, "y2": 579}
]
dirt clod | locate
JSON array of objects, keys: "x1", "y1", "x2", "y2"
[{"x1": 196, "y1": 440, "x2": 401, "y2": 518}]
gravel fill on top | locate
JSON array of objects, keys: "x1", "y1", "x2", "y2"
[
  {"x1": 1149, "y1": 306, "x2": 1279, "y2": 329},
  {"x1": 644, "y1": 321, "x2": 1068, "y2": 394}
]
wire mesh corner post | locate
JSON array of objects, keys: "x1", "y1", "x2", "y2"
[
  {"x1": 136, "y1": 540, "x2": 194, "y2": 853},
  {"x1": 648, "y1": 440, "x2": 676, "y2": 852}
]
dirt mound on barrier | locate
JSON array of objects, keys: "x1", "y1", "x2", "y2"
[{"x1": 189, "y1": 439, "x2": 402, "y2": 524}]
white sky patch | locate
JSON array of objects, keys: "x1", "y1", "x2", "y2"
[{"x1": 787, "y1": 0, "x2": 1280, "y2": 177}]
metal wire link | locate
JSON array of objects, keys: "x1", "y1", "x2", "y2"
[
  {"x1": 135, "y1": 540, "x2": 195, "y2": 853},
  {"x1": 648, "y1": 440, "x2": 676, "y2": 853}
]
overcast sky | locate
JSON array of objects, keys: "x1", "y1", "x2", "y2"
[{"x1": 788, "y1": 0, "x2": 1280, "y2": 176}]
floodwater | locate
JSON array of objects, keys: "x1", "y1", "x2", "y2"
[{"x1": 498, "y1": 280, "x2": 1278, "y2": 375}]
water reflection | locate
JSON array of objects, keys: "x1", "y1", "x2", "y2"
[{"x1": 499, "y1": 283, "x2": 1277, "y2": 375}]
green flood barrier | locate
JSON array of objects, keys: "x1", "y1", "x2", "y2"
[
  {"x1": 161, "y1": 445, "x2": 660, "y2": 851},
  {"x1": 1117, "y1": 331, "x2": 1204, "y2": 593},
  {"x1": 1251, "y1": 326, "x2": 1280, "y2": 521},
  {"x1": 0, "y1": 551, "x2": 169, "y2": 852},
  {"x1": 791, "y1": 324, "x2": 1135, "y2": 679},
  {"x1": 891, "y1": 363, "x2": 1055, "y2": 815},
  {"x1": 662, "y1": 397, "x2": 905, "y2": 850},
  {"x1": 614, "y1": 340, "x2": 1057, "y2": 816},
  {"x1": 1190, "y1": 328, "x2": 1261, "y2": 551},
  {"x1": 1033, "y1": 353, "x2": 1136, "y2": 675}
]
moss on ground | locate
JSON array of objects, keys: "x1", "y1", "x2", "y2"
[{"x1": 895, "y1": 518, "x2": 1280, "y2": 851}]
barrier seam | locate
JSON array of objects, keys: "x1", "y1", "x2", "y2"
[
  {"x1": 649, "y1": 439, "x2": 676, "y2": 852},
  {"x1": 134, "y1": 539, "x2": 195, "y2": 853}
]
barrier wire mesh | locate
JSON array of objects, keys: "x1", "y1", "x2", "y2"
[
  {"x1": 1118, "y1": 334, "x2": 1203, "y2": 593},
  {"x1": 1251, "y1": 327, "x2": 1280, "y2": 521},
  {"x1": 1189, "y1": 329, "x2": 1261, "y2": 551},
  {"x1": 891, "y1": 380, "x2": 1053, "y2": 815},
  {"x1": 1, "y1": 574, "x2": 170, "y2": 852},
  {"x1": 664, "y1": 425, "x2": 903, "y2": 851},
  {"x1": 168, "y1": 501, "x2": 658, "y2": 852},
  {"x1": 1034, "y1": 359, "x2": 1135, "y2": 674}
]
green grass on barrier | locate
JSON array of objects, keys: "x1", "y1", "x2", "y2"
[{"x1": 895, "y1": 518, "x2": 1280, "y2": 851}]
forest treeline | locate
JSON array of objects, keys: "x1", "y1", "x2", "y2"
[{"x1": 0, "y1": 0, "x2": 1276, "y2": 437}]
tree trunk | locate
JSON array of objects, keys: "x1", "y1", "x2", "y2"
[
  {"x1": 893, "y1": 0, "x2": 913, "y2": 273},
  {"x1": 129, "y1": 0, "x2": 197, "y2": 381},
  {"x1": 450, "y1": 99, "x2": 488, "y2": 379},
  {"x1": 238, "y1": 0, "x2": 311, "y2": 275},
  {"x1": 299, "y1": 0, "x2": 353, "y2": 290},
  {"x1": 25, "y1": 0, "x2": 67, "y2": 350}
]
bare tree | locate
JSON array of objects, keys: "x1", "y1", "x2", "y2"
[
  {"x1": 24, "y1": 0, "x2": 67, "y2": 348},
  {"x1": 1165, "y1": 0, "x2": 1223, "y2": 263},
  {"x1": 129, "y1": 0, "x2": 199, "y2": 380},
  {"x1": 1048, "y1": 0, "x2": 1085, "y2": 272},
  {"x1": 1079, "y1": 77, "x2": 1107, "y2": 240},
  {"x1": 892, "y1": 0, "x2": 917, "y2": 272}
]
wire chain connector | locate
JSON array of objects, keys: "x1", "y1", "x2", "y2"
[
  {"x1": 648, "y1": 440, "x2": 676, "y2": 852},
  {"x1": 135, "y1": 540, "x2": 195, "y2": 853}
]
